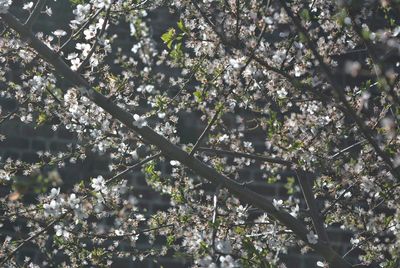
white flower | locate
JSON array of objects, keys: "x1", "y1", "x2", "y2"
[
  {"x1": 0, "y1": 0, "x2": 12, "y2": 14},
  {"x1": 114, "y1": 229, "x2": 124, "y2": 236},
  {"x1": 83, "y1": 25, "x2": 97, "y2": 40},
  {"x1": 228, "y1": 58, "x2": 242, "y2": 69},
  {"x1": 49, "y1": 188, "x2": 60, "y2": 198},
  {"x1": 44, "y1": 6, "x2": 52, "y2": 16},
  {"x1": 91, "y1": 176, "x2": 106, "y2": 192},
  {"x1": 54, "y1": 224, "x2": 70, "y2": 239},
  {"x1": 157, "y1": 112, "x2": 166, "y2": 119},
  {"x1": 344, "y1": 192, "x2": 352, "y2": 198},
  {"x1": 75, "y1": 43, "x2": 91, "y2": 57},
  {"x1": 276, "y1": 87, "x2": 288, "y2": 98},
  {"x1": 219, "y1": 255, "x2": 238, "y2": 268},
  {"x1": 307, "y1": 231, "x2": 318, "y2": 244},
  {"x1": 73, "y1": 4, "x2": 90, "y2": 22},
  {"x1": 92, "y1": 0, "x2": 112, "y2": 9},
  {"x1": 68, "y1": 193, "x2": 80, "y2": 209},
  {"x1": 197, "y1": 256, "x2": 217, "y2": 267},
  {"x1": 170, "y1": 160, "x2": 180, "y2": 166},
  {"x1": 290, "y1": 204, "x2": 299, "y2": 218},
  {"x1": 0, "y1": 169, "x2": 10, "y2": 181},
  {"x1": 43, "y1": 199, "x2": 60, "y2": 216},
  {"x1": 345, "y1": 61, "x2": 361, "y2": 77},
  {"x1": 218, "y1": 134, "x2": 229, "y2": 142},
  {"x1": 52, "y1": 30, "x2": 67, "y2": 37},
  {"x1": 273, "y1": 199, "x2": 283, "y2": 210},
  {"x1": 131, "y1": 42, "x2": 142, "y2": 53},
  {"x1": 294, "y1": 65, "x2": 302, "y2": 77},
  {"x1": 67, "y1": 53, "x2": 78, "y2": 60},
  {"x1": 215, "y1": 239, "x2": 232, "y2": 254},
  {"x1": 137, "y1": 84, "x2": 154, "y2": 93},
  {"x1": 133, "y1": 114, "x2": 147, "y2": 128},
  {"x1": 70, "y1": 58, "x2": 81, "y2": 71},
  {"x1": 23, "y1": 2, "x2": 34, "y2": 10}
]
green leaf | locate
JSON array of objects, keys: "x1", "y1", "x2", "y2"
[
  {"x1": 300, "y1": 9, "x2": 310, "y2": 22},
  {"x1": 37, "y1": 112, "x2": 47, "y2": 126},
  {"x1": 161, "y1": 28, "x2": 176, "y2": 49},
  {"x1": 167, "y1": 235, "x2": 175, "y2": 246},
  {"x1": 177, "y1": 20, "x2": 188, "y2": 33},
  {"x1": 193, "y1": 90, "x2": 203, "y2": 102}
]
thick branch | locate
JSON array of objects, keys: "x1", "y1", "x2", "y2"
[
  {"x1": 295, "y1": 170, "x2": 330, "y2": 243},
  {"x1": 200, "y1": 147, "x2": 331, "y2": 243},
  {"x1": 0, "y1": 12, "x2": 352, "y2": 268}
]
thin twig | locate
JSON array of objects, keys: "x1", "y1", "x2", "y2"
[
  {"x1": 76, "y1": 8, "x2": 111, "y2": 72},
  {"x1": 321, "y1": 184, "x2": 354, "y2": 217},
  {"x1": 343, "y1": 223, "x2": 396, "y2": 258},
  {"x1": 278, "y1": 0, "x2": 399, "y2": 180},
  {"x1": 0, "y1": 214, "x2": 66, "y2": 265},
  {"x1": 70, "y1": 223, "x2": 174, "y2": 240},
  {"x1": 211, "y1": 184, "x2": 222, "y2": 252},
  {"x1": 190, "y1": 108, "x2": 222, "y2": 156},
  {"x1": 25, "y1": 0, "x2": 47, "y2": 29},
  {"x1": 0, "y1": 153, "x2": 161, "y2": 265},
  {"x1": 328, "y1": 140, "x2": 366, "y2": 160},
  {"x1": 197, "y1": 147, "x2": 293, "y2": 166},
  {"x1": 60, "y1": 8, "x2": 104, "y2": 51}
]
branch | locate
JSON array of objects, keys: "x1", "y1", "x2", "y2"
[
  {"x1": 0, "y1": 12, "x2": 352, "y2": 268},
  {"x1": 76, "y1": 7, "x2": 111, "y2": 73},
  {"x1": 105, "y1": 152, "x2": 162, "y2": 185},
  {"x1": 0, "y1": 213, "x2": 67, "y2": 265},
  {"x1": 71, "y1": 223, "x2": 175, "y2": 240},
  {"x1": 321, "y1": 184, "x2": 354, "y2": 217},
  {"x1": 0, "y1": 153, "x2": 160, "y2": 265},
  {"x1": 200, "y1": 147, "x2": 331, "y2": 243},
  {"x1": 277, "y1": 0, "x2": 399, "y2": 181},
  {"x1": 347, "y1": 14, "x2": 400, "y2": 109},
  {"x1": 211, "y1": 184, "x2": 222, "y2": 252},
  {"x1": 197, "y1": 147, "x2": 293, "y2": 166},
  {"x1": 328, "y1": 140, "x2": 366, "y2": 160},
  {"x1": 190, "y1": 107, "x2": 221, "y2": 156},
  {"x1": 295, "y1": 170, "x2": 330, "y2": 243},
  {"x1": 60, "y1": 8, "x2": 104, "y2": 51},
  {"x1": 24, "y1": 0, "x2": 47, "y2": 29}
]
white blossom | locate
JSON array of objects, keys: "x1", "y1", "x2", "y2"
[
  {"x1": 52, "y1": 29, "x2": 67, "y2": 37},
  {"x1": 307, "y1": 231, "x2": 318, "y2": 245},
  {"x1": 0, "y1": 0, "x2": 11, "y2": 14},
  {"x1": 133, "y1": 114, "x2": 147, "y2": 128},
  {"x1": 215, "y1": 239, "x2": 232, "y2": 254},
  {"x1": 91, "y1": 176, "x2": 106, "y2": 192}
]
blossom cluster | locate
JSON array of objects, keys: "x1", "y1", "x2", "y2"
[{"x1": 0, "y1": 0, "x2": 400, "y2": 267}]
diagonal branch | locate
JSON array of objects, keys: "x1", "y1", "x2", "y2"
[
  {"x1": 199, "y1": 146, "x2": 331, "y2": 243},
  {"x1": 0, "y1": 12, "x2": 352, "y2": 268},
  {"x1": 25, "y1": 0, "x2": 47, "y2": 29},
  {"x1": 190, "y1": 107, "x2": 222, "y2": 156},
  {"x1": 277, "y1": 0, "x2": 399, "y2": 181},
  {"x1": 1, "y1": 213, "x2": 67, "y2": 265},
  {"x1": 60, "y1": 8, "x2": 104, "y2": 51},
  {"x1": 76, "y1": 7, "x2": 111, "y2": 73}
]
